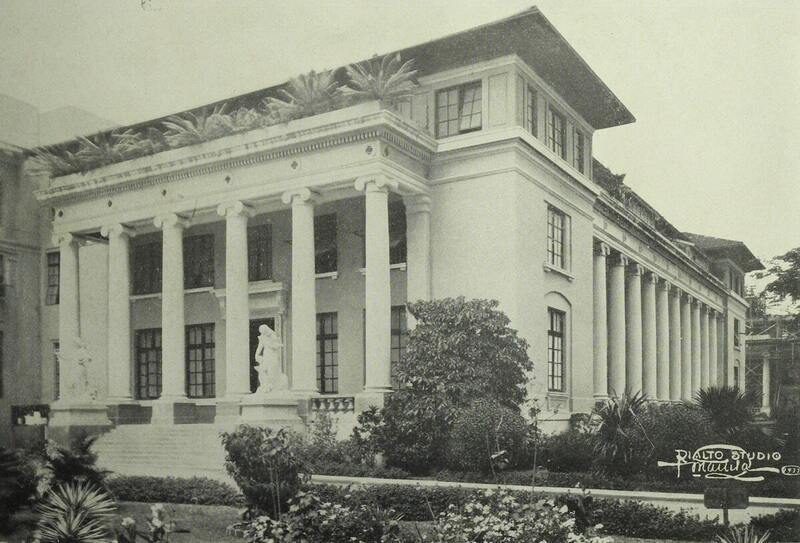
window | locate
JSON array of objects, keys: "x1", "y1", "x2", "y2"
[
  {"x1": 132, "y1": 242, "x2": 161, "y2": 295},
  {"x1": 46, "y1": 252, "x2": 60, "y2": 304},
  {"x1": 436, "y1": 81, "x2": 482, "y2": 138},
  {"x1": 546, "y1": 107, "x2": 566, "y2": 158},
  {"x1": 525, "y1": 85, "x2": 538, "y2": 137},
  {"x1": 187, "y1": 323, "x2": 215, "y2": 398},
  {"x1": 314, "y1": 214, "x2": 337, "y2": 274},
  {"x1": 316, "y1": 313, "x2": 338, "y2": 393},
  {"x1": 390, "y1": 306, "x2": 408, "y2": 389},
  {"x1": 733, "y1": 365, "x2": 740, "y2": 389},
  {"x1": 0, "y1": 331, "x2": 3, "y2": 398},
  {"x1": 389, "y1": 202, "x2": 407, "y2": 265},
  {"x1": 184, "y1": 234, "x2": 215, "y2": 289},
  {"x1": 573, "y1": 128, "x2": 585, "y2": 173},
  {"x1": 734, "y1": 318, "x2": 741, "y2": 348},
  {"x1": 53, "y1": 341, "x2": 60, "y2": 400},
  {"x1": 248, "y1": 224, "x2": 272, "y2": 282},
  {"x1": 547, "y1": 308, "x2": 566, "y2": 392},
  {"x1": 547, "y1": 206, "x2": 567, "y2": 269},
  {"x1": 135, "y1": 328, "x2": 162, "y2": 399}
]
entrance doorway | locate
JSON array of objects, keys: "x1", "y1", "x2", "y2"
[{"x1": 249, "y1": 317, "x2": 276, "y2": 393}]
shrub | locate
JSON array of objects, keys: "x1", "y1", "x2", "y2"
[
  {"x1": 246, "y1": 490, "x2": 401, "y2": 543},
  {"x1": 106, "y1": 475, "x2": 241, "y2": 505},
  {"x1": 34, "y1": 480, "x2": 116, "y2": 543},
  {"x1": 749, "y1": 509, "x2": 799, "y2": 542},
  {"x1": 444, "y1": 398, "x2": 531, "y2": 473},
  {"x1": 539, "y1": 429, "x2": 596, "y2": 473},
  {"x1": 429, "y1": 489, "x2": 611, "y2": 543},
  {"x1": 220, "y1": 425, "x2": 307, "y2": 517},
  {"x1": 40, "y1": 435, "x2": 111, "y2": 493},
  {"x1": 694, "y1": 386, "x2": 755, "y2": 437},
  {"x1": 594, "y1": 392, "x2": 648, "y2": 475},
  {"x1": 586, "y1": 498, "x2": 720, "y2": 541},
  {"x1": 716, "y1": 525, "x2": 771, "y2": 543},
  {"x1": 0, "y1": 447, "x2": 36, "y2": 524}
]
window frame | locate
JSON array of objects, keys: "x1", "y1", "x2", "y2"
[
  {"x1": 53, "y1": 341, "x2": 60, "y2": 400},
  {"x1": 247, "y1": 223, "x2": 273, "y2": 282},
  {"x1": 546, "y1": 205, "x2": 569, "y2": 270},
  {"x1": 733, "y1": 318, "x2": 741, "y2": 348},
  {"x1": 525, "y1": 84, "x2": 538, "y2": 137},
  {"x1": 316, "y1": 312, "x2": 338, "y2": 394},
  {"x1": 390, "y1": 305, "x2": 408, "y2": 389},
  {"x1": 46, "y1": 251, "x2": 60, "y2": 305},
  {"x1": 183, "y1": 234, "x2": 215, "y2": 289},
  {"x1": 547, "y1": 308, "x2": 566, "y2": 393},
  {"x1": 546, "y1": 106, "x2": 567, "y2": 159},
  {"x1": 132, "y1": 241, "x2": 162, "y2": 295},
  {"x1": 435, "y1": 80, "x2": 483, "y2": 138},
  {"x1": 135, "y1": 328, "x2": 162, "y2": 400},
  {"x1": 314, "y1": 214, "x2": 338, "y2": 275},
  {"x1": 186, "y1": 323, "x2": 216, "y2": 398},
  {"x1": 572, "y1": 127, "x2": 585, "y2": 173}
]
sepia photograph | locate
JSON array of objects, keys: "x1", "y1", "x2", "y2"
[{"x1": 0, "y1": 1, "x2": 798, "y2": 541}]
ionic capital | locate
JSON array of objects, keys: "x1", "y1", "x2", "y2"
[
  {"x1": 403, "y1": 194, "x2": 432, "y2": 215},
  {"x1": 659, "y1": 280, "x2": 672, "y2": 292},
  {"x1": 281, "y1": 187, "x2": 318, "y2": 206},
  {"x1": 594, "y1": 241, "x2": 611, "y2": 258},
  {"x1": 153, "y1": 213, "x2": 189, "y2": 230},
  {"x1": 52, "y1": 232, "x2": 76, "y2": 248},
  {"x1": 670, "y1": 285, "x2": 682, "y2": 297},
  {"x1": 100, "y1": 223, "x2": 135, "y2": 239},
  {"x1": 611, "y1": 252, "x2": 629, "y2": 267},
  {"x1": 354, "y1": 174, "x2": 398, "y2": 194},
  {"x1": 628, "y1": 262, "x2": 645, "y2": 276},
  {"x1": 645, "y1": 271, "x2": 659, "y2": 284},
  {"x1": 217, "y1": 200, "x2": 255, "y2": 219}
]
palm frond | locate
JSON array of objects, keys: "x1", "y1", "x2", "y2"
[
  {"x1": 716, "y1": 525, "x2": 771, "y2": 543},
  {"x1": 163, "y1": 103, "x2": 235, "y2": 147},
  {"x1": 694, "y1": 385, "x2": 754, "y2": 436},
  {"x1": 344, "y1": 53, "x2": 418, "y2": 105},
  {"x1": 263, "y1": 70, "x2": 342, "y2": 122},
  {"x1": 35, "y1": 480, "x2": 116, "y2": 543},
  {"x1": 29, "y1": 148, "x2": 83, "y2": 178}
]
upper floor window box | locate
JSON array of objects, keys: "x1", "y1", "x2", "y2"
[
  {"x1": 436, "y1": 81, "x2": 482, "y2": 138},
  {"x1": 546, "y1": 107, "x2": 566, "y2": 159}
]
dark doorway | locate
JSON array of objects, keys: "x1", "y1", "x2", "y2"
[{"x1": 249, "y1": 317, "x2": 276, "y2": 393}]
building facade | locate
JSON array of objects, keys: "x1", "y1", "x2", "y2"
[{"x1": 18, "y1": 9, "x2": 760, "y2": 455}]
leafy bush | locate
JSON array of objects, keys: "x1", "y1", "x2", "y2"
[
  {"x1": 0, "y1": 447, "x2": 38, "y2": 524},
  {"x1": 444, "y1": 398, "x2": 531, "y2": 473},
  {"x1": 586, "y1": 498, "x2": 720, "y2": 541},
  {"x1": 539, "y1": 429, "x2": 596, "y2": 473},
  {"x1": 34, "y1": 480, "x2": 116, "y2": 543},
  {"x1": 594, "y1": 392, "x2": 648, "y2": 475},
  {"x1": 220, "y1": 425, "x2": 307, "y2": 517},
  {"x1": 749, "y1": 509, "x2": 799, "y2": 542},
  {"x1": 107, "y1": 475, "x2": 241, "y2": 505},
  {"x1": 246, "y1": 490, "x2": 401, "y2": 543},
  {"x1": 694, "y1": 386, "x2": 755, "y2": 437},
  {"x1": 430, "y1": 489, "x2": 611, "y2": 543},
  {"x1": 40, "y1": 435, "x2": 111, "y2": 493}
]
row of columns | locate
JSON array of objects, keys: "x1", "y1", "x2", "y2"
[
  {"x1": 593, "y1": 241, "x2": 725, "y2": 401},
  {"x1": 55, "y1": 176, "x2": 431, "y2": 409}
]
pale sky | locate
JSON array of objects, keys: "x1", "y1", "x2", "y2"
[{"x1": 1, "y1": 0, "x2": 797, "y2": 259}]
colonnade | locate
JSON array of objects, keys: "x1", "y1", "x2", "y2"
[{"x1": 592, "y1": 241, "x2": 725, "y2": 401}]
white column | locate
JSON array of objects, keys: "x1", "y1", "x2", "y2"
[
  {"x1": 154, "y1": 213, "x2": 188, "y2": 402},
  {"x1": 404, "y1": 194, "x2": 432, "y2": 327},
  {"x1": 655, "y1": 280, "x2": 670, "y2": 400},
  {"x1": 761, "y1": 356, "x2": 771, "y2": 413},
  {"x1": 700, "y1": 305, "x2": 710, "y2": 390},
  {"x1": 625, "y1": 263, "x2": 643, "y2": 395},
  {"x1": 709, "y1": 312, "x2": 719, "y2": 386},
  {"x1": 101, "y1": 224, "x2": 134, "y2": 402},
  {"x1": 668, "y1": 286, "x2": 682, "y2": 401},
  {"x1": 54, "y1": 233, "x2": 80, "y2": 402},
  {"x1": 642, "y1": 271, "x2": 658, "y2": 399},
  {"x1": 681, "y1": 293, "x2": 693, "y2": 400},
  {"x1": 691, "y1": 299, "x2": 702, "y2": 395},
  {"x1": 281, "y1": 188, "x2": 318, "y2": 395},
  {"x1": 356, "y1": 175, "x2": 396, "y2": 394},
  {"x1": 593, "y1": 241, "x2": 610, "y2": 400},
  {"x1": 608, "y1": 253, "x2": 627, "y2": 396},
  {"x1": 218, "y1": 201, "x2": 255, "y2": 398}
]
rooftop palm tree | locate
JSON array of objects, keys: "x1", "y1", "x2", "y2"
[
  {"x1": 74, "y1": 129, "x2": 144, "y2": 170},
  {"x1": 263, "y1": 70, "x2": 343, "y2": 122},
  {"x1": 344, "y1": 53, "x2": 418, "y2": 106},
  {"x1": 162, "y1": 103, "x2": 236, "y2": 148},
  {"x1": 29, "y1": 148, "x2": 82, "y2": 178}
]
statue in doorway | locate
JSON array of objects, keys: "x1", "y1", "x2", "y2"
[{"x1": 253, "y1": 324, "x2": 288, "y2": 394}]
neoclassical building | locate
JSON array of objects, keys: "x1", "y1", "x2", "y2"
[{"x1": 13, "y1": 8, "x2": 762, "y2": 472}]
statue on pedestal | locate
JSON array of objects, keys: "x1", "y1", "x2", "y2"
[
  {"x1": 70, "y1": 337, "x2": 98, "y2": 402},
  {"x1": 253, "y1": 324, "x2": 288, "y2": 394}
]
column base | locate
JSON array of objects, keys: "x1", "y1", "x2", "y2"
[
  {"x1": 240, "y1": 393, "x2": 304, "y2": 431},
  {"x1": 355, "y1": 389, "x2": 392, "y2": 412},
  {"x1": 48, "y1": 400, "x2": 112, "y2": 445},
  {"x1": 150, "y1": 397, "x2": 188, "y2": 425}
]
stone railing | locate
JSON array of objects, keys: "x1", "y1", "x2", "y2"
[{"x1": 309, "y1": 396, "x2": 356, "y2": 414}]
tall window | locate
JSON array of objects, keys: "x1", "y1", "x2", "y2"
[
  {"x1": 436, "y1": 81, "x2": 482, "y2": 138},
  {"x1": 135, "y1": 328, "x2": 162, "y2": 399},
  {"x1": 46, "y1": 252, "x2": 60, "y2": 304},
  {"x1": 573, "y1": 128, "x2": 585, "y2": 173},
  {"x1": 389, "y1": 202, "x2": 407, "y2": 265},
  {"x1": 314, "y1": 214, "x2": 337, "y2": 274},
  {"x1": 390, "y1": 305, "x2": 408, "y2": 389},
  {"x1": 546, "y1": 107, "x2": 566, "y2": 158},
  {"x1": 53, "y1": 341, "x2": 60, "y2": 400},
  {"x1": 734, "y1": 318, "x2": 741, "y2": 347},
  {"x1": 547, "y1": 206, "x2": 567, "y2": 269},
  {"x1": 248, "y1": 224, "x2": 272, "y2": 282},
  {"x1": 316, "y1": 312, "x2": 338, "y2": 393},
  {"x1": 132, "y1": 242, "x2": 162, "y2": 295},
  {"x1": 525, "y1": 85, "x2": 538, "y2": 137},
  {"x1": 184, "y1": 234, "x2": 215, "y2": 289},
  {"x1": 547, "y1": 308, "x2": 565, "y2": 392},
  {"x1": 186, "y1": 323, "x2": 215, "y2": 398}
]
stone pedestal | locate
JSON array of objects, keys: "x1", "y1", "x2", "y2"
[
  {"x1": 48, "y1": 401, "x2": 112, "y2": 444},
  {"x1": 240, "y1": 394, "x2": 303, "y2": 431}
]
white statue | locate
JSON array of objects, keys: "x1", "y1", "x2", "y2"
[
  {"x1": 253, "y1": 324, "x2": 287, "y2": 394},
  {"x1": 71, "y1": 337, "x2": 98, "y2": 402}
]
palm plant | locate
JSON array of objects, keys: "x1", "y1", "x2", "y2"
[
  {"x1": 42, "y1": 435, "x2": 111, "y2": 492},
  {"x1": 716, "y1": 525, "x2": 771, "y2": 543},
  {"x1": 263, "y1": 70, "x2": 343, "y2": 122},
  {"x1": 594, "y1": 390, "x2": 648, "y2": 473},
  {"x1": 34, "y1": 480, "x2": 116, "y2": 543},
  {"x1": 1, "y1": 447, "x2": 26, "y2": 523},
  {"x1": 693, "y1": 385, "x2": 754, "y2": 437},
  {"x1": 232, "y1": 106, "x2": 265, "y2": 131},
  {"x1": 74, "y1": 129, "x2": 144, "y2": 170},
  {"x1": 162, "y1": 103, "x2": 236, "y2": 147},
  {"x1": 344, "y1": 53, "x2": 418, "y2": 106},
  {"x1": 29, "y1": 148, "x2": 83, "y2": 178}
]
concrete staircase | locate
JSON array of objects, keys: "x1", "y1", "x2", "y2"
[{"x1": 92, "y1": 424, "x2": 233, "y2": 483}]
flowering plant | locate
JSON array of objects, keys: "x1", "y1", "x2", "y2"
[
  {"x1": 113, "y1": 504, "x2": 176, "y2": 543},
  {"x1": 429, "y1": 490, "x2": 612, "y2": 543}
]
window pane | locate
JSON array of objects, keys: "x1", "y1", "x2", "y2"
[
  {"x1": 314, "y1": 214, "x2": 337, "y2": 274},
  {"x1": 436, "y1": 82, "x2": 482, "y2": 138},
  {"x1": 248, "y1": 223, "x2": 273, "y2": 281},
  {"x1": 186, "y1": 323, "x2": 215, "y2": 398},
  {"x1": 184, "y1": 235, "x2": 215, "y2": 289},
  {"x1": 135, "y1": 329, "x2": 162, "y2": 399},
  {"x1": 547, "y1": 308, "x2": 565, "y2": 392},
  {"x1": 316, "y1": 313, "x2": 339, "y2": 393}
]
